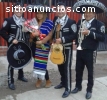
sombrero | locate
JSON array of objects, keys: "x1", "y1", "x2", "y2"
[
  {"x1": 73, "y1": 0, "x2": 107, "y2": 13},
  {"x1": 7, "y1": 41, "x2": 32, "y2": 69}
]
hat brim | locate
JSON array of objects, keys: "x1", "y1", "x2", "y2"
[
  {"x1": 7, "y1": 41, "x2": 32, "y2": 69},
  {"x1": 73, "y1": 0, "x2": 106, "y2": 14}
]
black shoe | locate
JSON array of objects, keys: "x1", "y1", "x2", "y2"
[
  {"x1": 62, "y1": 90, "x2": 71, "y2": 98},
  {"x1": 86, "y1": 92, "x2": 92, "y2": 99},
  {"x1": 54, "y1": 84, "x2": 64, "y2": 89},
  {"x1": 8, "y1": 83, "x2": 15, "y2": 90},
  {"x1": 71, "y1": 87, "x2": 82, "y2": 94},
  {"x1": 18, "y1": 77, "x2": 28, "y2": 82}
]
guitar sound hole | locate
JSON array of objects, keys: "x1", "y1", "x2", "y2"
[{"x1": 55, "y1": 48, "x2": 60, "y2": 52}]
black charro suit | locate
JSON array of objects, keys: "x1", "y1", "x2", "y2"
[
  {"x1": 0, "y1": 15, "x2": 30, "y2": 86},
  {"x1": 75, "y1": 18, "x2": 105, "y2": 92},
  {"x1": 53, "y1": 15, "x2": 77, "y2": 92}
]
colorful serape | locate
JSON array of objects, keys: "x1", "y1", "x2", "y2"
[{"x1": 34, "y1": 18, "x2": 53, "y2": 70}]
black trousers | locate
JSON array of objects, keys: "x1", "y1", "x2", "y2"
[
  {"x1": 58, "y1": 47, "x2": 72, "y2": 91},
  {"x1": 8, "y1": 64, "x2": 24, "y2": 84},
  {"x1": 45, "y1": 70, "x2": 49, "y2": 80},
  {"x1": 75, "y1": 49, "x2": 95, "y2": 92}
]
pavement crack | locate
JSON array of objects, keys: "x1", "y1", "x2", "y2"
[{"x1": 96, "y1": 80, "x2": 107, "y2": 87}]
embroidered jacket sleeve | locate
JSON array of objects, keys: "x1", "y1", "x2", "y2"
[
  {"x1": 87, "y1": 21, "x2": 105, "y2": 42},
  {"x1": 61, "y1": 19, "x2": 77, "y2": 44},
  {"x1": 0, "y1": 18, "x2": 15, "y2": 43}
]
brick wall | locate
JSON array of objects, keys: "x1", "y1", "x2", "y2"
[{"x1": 0, "y1": 46, "x2": 7, "y2": 56}]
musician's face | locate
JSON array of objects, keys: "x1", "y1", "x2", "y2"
[
  {"x1": 56, "y1": 5, "x2": 66, "y2": 18},
  {"x1": 36, "y1": 12, "x2": 44, "y2": 20},
  {"x1": 14, "y1": 6, "x2": 23, "y2": 18},
  {"x1": 84, "y1": 10, "x2": 95, "y2": 21}
]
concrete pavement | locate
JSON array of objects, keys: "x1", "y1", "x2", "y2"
[
  {"x1": 14, "y1": 77, "x2": 107, "y2": 100},
  {"x1": 1, "y1": 77, "x2": 107, "y2": 100},
  {"x1": 0, "y1": 51, "x2": 107, "y2": 100}
]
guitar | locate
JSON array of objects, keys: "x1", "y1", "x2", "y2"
[
  {"x1": 50, "y1": 23, "x2": 65, "y2": 65},
  {"x1": 50, "y1": 43, "x2": 65, "y2": 64}
]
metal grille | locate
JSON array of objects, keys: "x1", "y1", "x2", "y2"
[
  {"x1": 1, "y1": 0, "x2": 49, "y2": 5},
  {"x1": 52, "y1": 0, "x2": 76, "y2": 6},
  {"x1": 1, "y1": 0, "x2": 76, "y2": 6}
]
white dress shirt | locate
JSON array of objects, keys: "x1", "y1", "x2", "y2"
[
  {"x1": 57, "y1": 15, "x2": 66, "y2": 26},
  {"x1": 86, "y1": 18, "x2": 95, "y2": 28}
]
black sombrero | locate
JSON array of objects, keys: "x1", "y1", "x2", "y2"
[
  {"x1": 73, "y1": 0, "x2": 107, "y2": 13},
  {"x1": 7, "y1": 41, "x2": 32, "y2": 69},
  {"x1": 26, "y1": 4, "x2": 53, "y2": 13}
]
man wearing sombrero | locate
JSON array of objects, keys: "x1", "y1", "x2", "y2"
[{"x1": 71, "y1": 0, "x2": 106, "y2": 99}]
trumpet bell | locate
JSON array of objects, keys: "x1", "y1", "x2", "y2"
[{"x1": 77, "y1": 45, "x2": 82, "y2": 50}]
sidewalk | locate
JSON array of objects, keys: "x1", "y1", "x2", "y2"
[
  {"x1": 1, "y1": 76, "x2": 107, "y2": 100},
  {"x1": 0, "y1": 51, "x2": 107, "y2": 100}
]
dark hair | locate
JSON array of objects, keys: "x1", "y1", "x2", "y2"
[
  {"x1": 13, "y1": 2, "x2": 23, "y2": 8},
  {"x1": 56, "y1": 2, "x2": 66, "y2": 8}
]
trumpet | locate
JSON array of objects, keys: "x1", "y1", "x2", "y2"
[{"x1": 77, "y1": 19, "x2": 87, "y2": 50}]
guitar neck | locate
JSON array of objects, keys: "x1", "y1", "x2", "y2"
[{"x1": 56, "y1": 31, "x2": 60, "y2": 39}]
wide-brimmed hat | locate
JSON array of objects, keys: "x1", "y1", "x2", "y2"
[
  {"x1": 73, "y1": 0, "x2": 107, "y2": 13},
  {"x1": 7, "y1": 41, "x2": 32, "y2": 69},
  {"x1": 26, "y1": 4, "x2": 53, "y2": 13}
]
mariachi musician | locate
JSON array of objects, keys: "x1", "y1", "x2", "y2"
[
  {"x1": 0, "y1": 2, "x2": 31, "y2": 90},
  {"x1": 71, "y1": 0, "x2": 106, "y2": 99},
  {"x1": 52, "y1": 2, "x2": 77, "y2": 98}
]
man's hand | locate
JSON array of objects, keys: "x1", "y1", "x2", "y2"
[
  {"x1": 81, "y1": 29, "x2": 90, "y2": 35},
  {"x1": 36, "y1": 41, "x2": 42, "y2": 45},
  {"x1": 29, "y1": 38, "x2": 33, "y2": 42},
  {"x1": 32, "y1": 30, "x2": 39, "y2": 37},
  {"x1": 50, "y1": 44, "x2": 53, "y2": 52},
  {"x1": 12, "y1": 39, "x2": 18, "y2": 44},
  {"x1": 55, "y1": 38, "x2": 62, "y2": 44}
]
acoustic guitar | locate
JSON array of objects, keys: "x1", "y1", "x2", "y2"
[
  {"x1": 50, "y1": 43, "x2": 65, "y2": 64},
  {"x1": 50, "y1": 23, "x2": 65, "y2": 65}
]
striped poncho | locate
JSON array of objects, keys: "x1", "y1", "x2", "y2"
[{"x1": 34, "y1": 18, "x2": 53, "y2": 70}]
